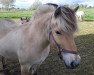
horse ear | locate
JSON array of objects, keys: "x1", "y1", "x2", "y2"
[
  {"x1": 21, "y1": 17, "x2": 22, "y2": 20},
  {"x1": 74, "y1": 6, "x2": 79, "y2": 12},
  {"x1": 54, "y1": 7, "x2": 61, "y2": 18}
]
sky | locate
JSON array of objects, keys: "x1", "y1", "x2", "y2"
[{"x1": 14, "y1": 0, "x2": 94, "y2": 8}]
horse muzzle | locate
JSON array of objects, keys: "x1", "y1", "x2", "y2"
[{"x1": 62, "y1": 53, "x2": 81, "y2": 69}]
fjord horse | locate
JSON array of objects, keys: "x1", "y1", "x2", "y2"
[{"x1": 0, "y1": 4, "x2": 80, "y2": 75}]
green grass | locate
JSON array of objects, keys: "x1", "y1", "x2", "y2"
[
  {"x1": 0, "y1": 8, "x2": 94, "y2": 20},
  {"x1": 80, "y1": 8, "x2": 94, "y2": 21},
  {"x1": 0, "y1": 10, "x2": 32, "y2": 18}
]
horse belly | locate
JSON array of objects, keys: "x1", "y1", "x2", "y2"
[{"x1": 0, "y1": 32, "x2": 19, "y2": 60}]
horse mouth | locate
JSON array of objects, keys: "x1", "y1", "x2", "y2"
[{"x1": 64, "y1": 61, "x2": 79, "y2": 69}]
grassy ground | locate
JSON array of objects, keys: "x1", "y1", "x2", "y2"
[
  {"x1": 0, "y1": 21, "x2": 94, "y2": 75},
  {"x1": 0, "y1": 10, "x2": 32, "y2": 18}
]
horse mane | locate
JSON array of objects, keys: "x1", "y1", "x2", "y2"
[
  {"x1": 46, "y1": 3, "x2": 58, "y2": 8},
  {"x1": 31, "y1": 4, "x2": 56, "y2": 20},
  {"x1": 31, "y1": 4, "x2": 78, "y2": 33}
]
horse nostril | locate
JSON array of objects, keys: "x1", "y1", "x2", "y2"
[
  {"x1": 71, "y1": 62, "x2": 75, "y2": 68},
  {"x1": 70, "y1": 61, "x2": 79, "y2": 69}
]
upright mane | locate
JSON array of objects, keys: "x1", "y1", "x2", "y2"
[
  {"x1": 46, "y1": 3, "x2": 58, "y2": 8},
  {"x1": 31, "y1": 4, "x2": 56, "y2": 20},
  {"x1": 31, "y1": 4, "x2": 78, "y2": 33}
]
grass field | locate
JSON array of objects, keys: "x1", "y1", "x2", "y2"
[
  {"x1": 0, "y1": 7, "x2": 94, "y2": 21},
  {"x1": 0, "y1": 21, "x2": 94, "y2": 75},
  {"x1": 0, "y1": 10, "x2": 32, "y2": 18}
]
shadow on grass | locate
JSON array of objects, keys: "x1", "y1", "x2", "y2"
[
  {"x1": 0, "y1": 34, "x2": 94, "y2": 75},
  {"x1": 37, "y1": 34, "x2": 94, "y2": 75}
]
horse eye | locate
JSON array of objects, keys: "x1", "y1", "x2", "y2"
[{"x1": 55, "y1": 31, "x2": 62, "y2": 35}]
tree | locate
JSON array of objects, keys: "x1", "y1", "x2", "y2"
[
  {"x1": 0, "y1": 0, "x2": 15, "y2": 10},
  {"x1": 30, "y1": 0, "x2": 42, "y2": 10}
]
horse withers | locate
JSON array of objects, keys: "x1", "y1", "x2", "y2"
[{"x1": 0, "y1": 4, "x2": 81, "y2": 75}]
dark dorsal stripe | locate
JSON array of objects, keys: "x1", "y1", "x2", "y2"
[{"x1": 46, "y1": 3, "x2": 58, "y2": 8}]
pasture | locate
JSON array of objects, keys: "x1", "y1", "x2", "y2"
[{"x1": 0, "y1": 21, "x2": 94, "y2": 75}]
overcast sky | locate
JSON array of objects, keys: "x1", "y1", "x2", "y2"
[{"x1": 14, "y1": 0, "x2": 94, "y2": 8}]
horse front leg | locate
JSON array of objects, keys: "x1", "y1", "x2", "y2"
[
  {"x1": 30, "y1": 45, "x2": 50, "y2": 75},
  {"x1": 21, "y1": 64, "x2": 31, "y2": 75},
  {"x1": 29, "y1": 64, "x2": 40, "y2": 75}
]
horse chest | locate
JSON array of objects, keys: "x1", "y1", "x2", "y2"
[
  {"x1": 18, "y1": 43, "x2": 50, "y2": 65},
  {"x1": 29, "y1": 46, "x2": 50, "y2": 66}
]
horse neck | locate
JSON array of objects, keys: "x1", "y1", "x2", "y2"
[{"x1": 28, "y1": 13, "x2": 52, "y2": 48}]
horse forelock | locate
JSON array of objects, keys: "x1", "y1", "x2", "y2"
[{"x1": 52, "y1": 6, "x2": 78, "y2": 33}]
